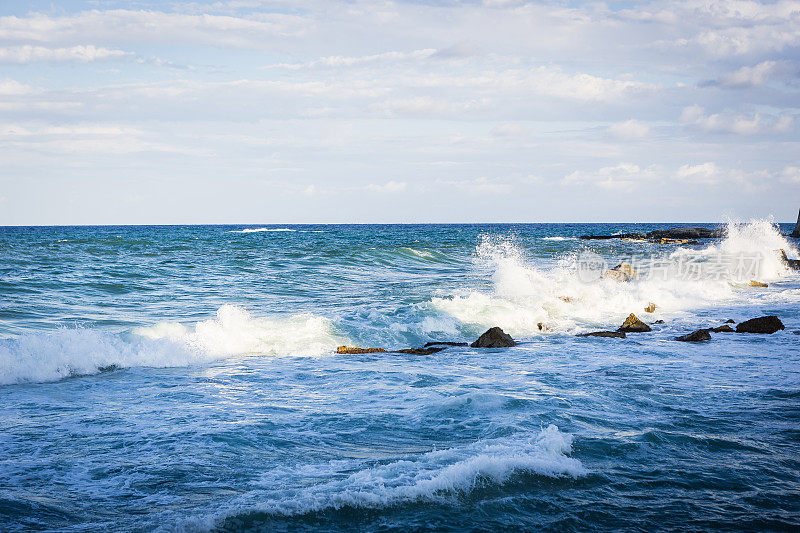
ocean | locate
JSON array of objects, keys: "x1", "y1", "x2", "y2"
[{"x1": 1, "y1": 221, "x2": 798, "y2": 531}]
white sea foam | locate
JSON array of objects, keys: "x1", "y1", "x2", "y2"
[
  {"x1": 205, "y1": 425, "x2": 583, "y2": 521},
  {"x1": 433, "y1": 220, "x2": 798, "y2": 336},
  {"x1": 0, "y1": 305, "x2": 346, "y2": 385},
  {"x1": 228, "y1": 228, "x2": 296, "y2": 233},
  {"x1": 541, "y1": 236, "x2": 577, "y2": 241}
]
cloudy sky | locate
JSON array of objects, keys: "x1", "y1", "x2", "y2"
[{"x1": 1, "y1": 0, "x2": 798, "y2": 224}]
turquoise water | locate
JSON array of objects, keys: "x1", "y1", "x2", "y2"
[{"x1": 1, "y1": 223, "x2": 799, "y2": 531}]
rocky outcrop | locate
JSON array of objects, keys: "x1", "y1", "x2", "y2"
[
  {"x1": 618, "y1": 313, "x2": 652, "y2": 333},
  {"x1": 337, "y1": 346, "x2": 386, "y2": 354},
  {"x1": 676, "y1": 329, "x2": 711, "y2": 342},
  {"x1": 780, "y1": 249, "x2": 800, "y2": 270},
  {"x1": 644, "y1": 302, "x2": 657, "y2": 313},
  {"x1": 602, "y1": 263, "x2": 639, "y2": 282},
  {"x1": 581, "y1": 226, "x2": 724, "y2": 242},
  {"x1": 735, "y1": 316, "x2": 785, "y2": 334},
  {"x1": 791, "y1": 209, "x2": 800, "y2": 238},
  {"x1": 749, "y1": 280, "x2": 768, "y2": 288},
  {"x1": 647, "y1": 227, "x2": 726, "y2": 239},
  {"x1": 724, "y1": 319, "x2": 736, "y2": 323},
  {"x1": 471, "y1": 327, "x2": 516, "y2": 348},
  {"x1": 577, "y1": 331, "x2": 626, "y2": 338}
]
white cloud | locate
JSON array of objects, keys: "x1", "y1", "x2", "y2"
[
  {"x1": 438, "y1": 177, "x2": 512, "y2": 195},
  {"x1": 607, "y1": 119, "x2": 650, "y2": 139},
  {"x1": 680, "y1": 106, "x2": 794, "y2": 135},
  {"x1": 675, "y1": 162, "x2": 722, "y2": 183},
  {"x1": 0, "y1": 78, "x2": 31, "y2": 95},
  {"x1": 716, "y1": 60, "x2": 781, "y2": 88},
  {"x1": 563, "y1": 163, "x2": 654, "y2": 190},
  {"x1": 366, "y1": 180, "x2": 407, "y2": 193},
  {"x1": 0, "y1": 10, "x2": 307, "y2": 47},
  {"x1": 0, "y1": 45, "x2": 130, "y2": 63},
  {"x1": 780, "y1": 166, "x2": 800, "y2": 183}
]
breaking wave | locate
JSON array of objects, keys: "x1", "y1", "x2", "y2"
[
  {"x1": 433, "y1": 219, "x2": 798, "y2": 336},
  {"x1": 196, "y1": 425, "x2": 583, "y2": 526},
  {"x1": 0, "y1": 305, "x2": 346, "y2": 385}
]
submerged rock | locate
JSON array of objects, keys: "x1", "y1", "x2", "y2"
[
  {"x1": 735, "y1": 316, "x2": 785, "y2": 334},
  {"x1": 618, "y1": 313, "x2": 652, "y2": 333},
  {"x1": 644, "y1": 302, "x2": 657, "y2": 313},
  {"x1": 337, "y1": 346, "x2": 386, "y2": 354},
  {"x1": 676, "y1": 329, "x2": 712, "y2": 342},
  {"x1": 577, "y1": 331, "x2": 626, "y2": 338},
  {"x1": 470, "y1": 327, "x2": 516, "y2": 348},
  {"x1": 422, "y1": 341, "x2": 468, "y2": 348},
  {"x1": 710, "y1": 324, "x2": 735, "y2": 333},
  {"x1": 394, "y1": 347, "x2": 444, "y2": 355}
]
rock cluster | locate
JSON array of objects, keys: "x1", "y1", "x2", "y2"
[{"x1": 580, "y1": 226, "x2": 725, "y2": 242}]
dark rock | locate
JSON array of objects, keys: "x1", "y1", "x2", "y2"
[
  {"x1": 735, "y1": 316, "x2": 785, "y2": 334},
  {"x1": 577, "y1": 331, "x2": 626, "y2": 338},
  {"x1": 711, "y1": 324, "x2": 735, "y2": 333},
  {"x1": 618, "y1": 313, "x2": 652, "y2": 333},
  {"x1": 725, "y1": 319, "x2": 736, "y2": 323},
  {"x1": 676, "y1": 329, "x2": 712, "y2": 342},
  {"x1": 580, "y1": 227, "x2": 725, "y2": 242},
  {"x1": 654, "y1": 320, "x2": 665, "y2": 324},
  {"x1": 337, "y1": 346, "x2": 386, "y2": 354},
  {"x1": 646, "y1": 227, "x2": 726, "y2": 240},
  {"x1": 579, "y1": 232, "x2": 648, "y2": 241},
  {"x1": 422, "y1": 341, "x2": 468, "y2": 348},
  {"x1": 791, "y1": 209, "x2": 800, "y2": 238},
  {"x1": 394, "y1": 347, "x2": 445, "y2": 355},
  {"x1": 780, "y1": 249, "x2": 800, "y2": 270},
  {"x1": 470, "y1": 327, "x2": 517, "y2": 348}
]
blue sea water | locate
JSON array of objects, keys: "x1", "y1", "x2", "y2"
[{"x1": 1, "y1": 222, "x2": 799, "y2": 531}]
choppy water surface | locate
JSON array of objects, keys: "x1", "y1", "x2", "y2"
[{"x1": 1, "y1": 222, "x2": 799, "y2": 531}]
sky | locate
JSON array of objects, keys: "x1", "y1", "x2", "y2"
[{"x1": 0, "y1": 0, "x2": 798, "y2": 224}]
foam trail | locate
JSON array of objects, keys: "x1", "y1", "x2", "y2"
[
  {"x1": 0, "y1": 305, "x2": 346, "y2": 385},
  {"x1": 228, "y1": 228, "x2": 296, "y2": 233},
  {"x1": 201, "y1": 425, "x2": 583, "y2": 523}
]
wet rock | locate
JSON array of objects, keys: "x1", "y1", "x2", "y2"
[
  {"x1": 735, "y1": 316, "x2": 785, "y2": 334},
  {"x1": 580, "y1": 232, "x2": 647, "y2": 241},
  {"x1": 711, "y1": 324, "x2": 735, "y2": 333},
  {"x1": 676, "y1": 329, "x2": 712, "y2": 342},
  {"x1": 559, "y1": 296, "x2": 573, "y2": 303},
  {"x1": 749, "y1": 280, "x2": 768, "y2": 287},
  {"x1": 724, "y1": 319, "x2": 736, "y2": 323},
  {"x1": 470, "y1": 327, "x2": 516, "y2": 348},
  {"x1": 537, "y1": 322, "x2": 552, "y2": 332},
  {"x1": 577, "y1": 331, "x2": 626, "y2": 338},
  {"x1": 618, "y1": 313, "x2": 652, "y2": 333},
  {"x1": 422, "y1": 341, "x2": 468, "y2": 348},
  {"x1": 647, "y1": 227, "x2": 726, "y2": 240},
  {"x1": 780, "y1": 249, "x2": 800, "y2": 270},
  {"x1": 337, "y1": 346, "x2": 386, "y2": 354},
  {"x1": 394, "y1": 347, "x2": 444, "y2": 355},
  {"x1": 602, "y1": 263, "x2": 639, "y2": 282},
  {"x1": 654, "y1": 320, "x2": 665, "y2": 324},
  {"x1": 644, "y1": 302, "x2": 657, "y2": 313}
]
